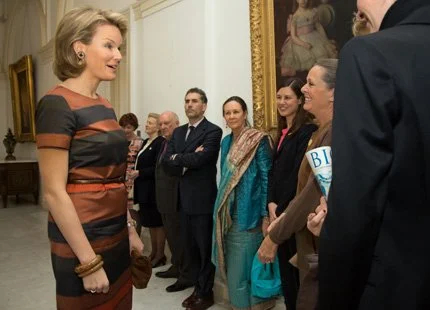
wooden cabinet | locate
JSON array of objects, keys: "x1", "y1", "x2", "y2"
[{"x1": 0, "y1": 160, "x2": 39, "y2": 208}]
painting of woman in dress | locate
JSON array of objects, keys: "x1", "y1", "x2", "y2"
[{"x1": 274, "y1": 0, "x2": 356, "y2": 82}]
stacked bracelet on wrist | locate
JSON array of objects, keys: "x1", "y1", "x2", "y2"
[{"x1": 74, "y1": 254, "x2": 104, "y2": 278}]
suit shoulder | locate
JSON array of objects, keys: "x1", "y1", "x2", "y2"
[
  {"x1": 204, "y1": 119, "x2": 222, "y2": 131},
  {"x1": 154, "y1": 135, "x2": 165, "y2": 145},
  {"x1": 341, "y1": 29, "x2": 410, "y2": 61},
  {"x1": 172, "y1": 124, "x2": 187, "y2": 135},
  {"x1": 298, "y1": 123, "x2": 317, "y2": 135}
]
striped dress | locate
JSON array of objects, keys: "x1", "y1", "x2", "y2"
[{"x1": 36, "y1": 85, "x2": 132, "y2": 309}]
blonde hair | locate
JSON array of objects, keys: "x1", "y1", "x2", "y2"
[
  {"x1": 148, "y1": 113, "x2": 160, "y2": 123},
  {"x1": 54, "y1": 7, "x2": 128, "y2": 81},
  {"x1": 148, "y1": 113, "x2": 161, "y2": 135},
  {"x1": 352, "y1": 12, "x2": 370, "y2": 37}
]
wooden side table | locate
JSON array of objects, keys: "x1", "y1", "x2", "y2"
[{"x1": 0, "y1": 160, "x2": 39, "y2": 208}]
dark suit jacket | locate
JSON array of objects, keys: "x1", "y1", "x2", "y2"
[
  {"x1": 319, "y1": 2, "x2": 430, "y2": 309},
  {"x1": 268, "y1": 123, "x2": 317, "y2": 216},
  {"x1": 164, "y1": 118, "x2": 222, "y2": 215},
  {"x1": 155, "y1": 139, "x2": 181, "y2": 214},
  {"x1": 134, "y1": 135, "x2": 165, "y2": 205}
]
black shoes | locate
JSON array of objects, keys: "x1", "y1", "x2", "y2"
[
  {"x1": 166, "y1": 280, "x2": 194, "y2": 293},
  {"x1": 155, "y1": 265, "x2": 179, "y2": 279}
]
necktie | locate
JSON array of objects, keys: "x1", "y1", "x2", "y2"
[
  {"x1": 158, "y1": 140, "x2": 168, "y2": 164},
  {"x1": 185, "y1": 125, "x2": 195, "y2": 142}
]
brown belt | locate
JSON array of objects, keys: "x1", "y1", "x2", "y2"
[{"x1": 68, "y1": 176, "x2": 125, "y2": 184}]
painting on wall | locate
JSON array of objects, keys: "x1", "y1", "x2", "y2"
[
  {"x1": 8, "y1": 55, "x2": 36, "y2": 142},
  {"x1": 250, "y1": 0, "x2": 356, "y2": 134}
]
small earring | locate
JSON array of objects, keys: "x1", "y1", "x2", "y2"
[{"x1": 77, "y1": 51, "x2": 85, "y2": 65}]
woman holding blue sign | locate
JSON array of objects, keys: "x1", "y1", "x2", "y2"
[
  {"x1": 212, "y1": 96, "x2": 276, "y2": 310},
  {"x1": 258, "y1": 59, "x2": 337, "y2": 309}
]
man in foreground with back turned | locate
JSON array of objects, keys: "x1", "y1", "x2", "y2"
[{"x1": 319, "y1": 0, "x2": 430, "y2": 309}]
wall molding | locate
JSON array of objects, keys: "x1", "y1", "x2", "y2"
[{"x1": 132, "y1": 0, "x2": 183, "y2": 21}]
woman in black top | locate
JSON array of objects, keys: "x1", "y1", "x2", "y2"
[
  {"x1": 131, "y1": 113, "x2": 166, "y2": 267},
  {"x1": 267, "y1": 78, "x2": 316, "y2": 310}
]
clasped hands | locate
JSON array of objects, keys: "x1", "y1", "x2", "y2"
[
  {"x1": 127, "y1": 170, "x2": 139, "y2": 180},
  {"x1": 257, "y1": 197, "x2": 328, "y2": 264}
]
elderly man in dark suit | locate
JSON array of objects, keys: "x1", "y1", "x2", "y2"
[
  {"x1": 164, "y1": 88, "x2": 222, "y2": 310},
  {"x1": 155, "y1": 111, "x2": 196, "y2": 292},
  {"x1": 319, "y1": 0, "x2": 430, "y2": 309}
]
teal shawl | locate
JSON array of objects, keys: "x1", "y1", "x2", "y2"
[{"x1": 212, "y1": 127, "x2": 271, "y2": 281}]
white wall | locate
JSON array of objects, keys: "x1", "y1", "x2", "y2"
[
  {"x1": 131, "y1": 0, "x2": 253, "y2": 134},
  {"x1": 0, "y1": 0, "x2": 253, "y2": 156}
]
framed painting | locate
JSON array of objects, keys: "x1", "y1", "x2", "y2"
[
  {"x1": 250, "y1": 0, "x2": 356, "y2": 134},
  {"x1": 8, "y1": 55, "x2": 36, "y2": 142}
]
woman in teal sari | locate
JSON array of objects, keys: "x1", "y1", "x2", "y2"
[{"x1": 212, "y1": 96, "x2": 275, "y2": 310}]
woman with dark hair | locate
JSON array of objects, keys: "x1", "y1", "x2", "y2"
[
  {"x1": 268, "y1": 78, "x2": 316, "y2": 309},
  {"x1": 119, "y1": 113, "x2": 143, "y2": 234},
  {"x1": 212, "y1": 96, "x2": 275, "y2": 309},
  {"x1": 259, "y1": 59, "x2": 338, "y2": 309}
]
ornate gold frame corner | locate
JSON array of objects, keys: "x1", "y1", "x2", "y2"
[
  {"x1": 8, "y1": 55, "x2": 36, "y2": 142},
  {"x1": 249, "y1": 0, "x2": 277, "y2": 136}
]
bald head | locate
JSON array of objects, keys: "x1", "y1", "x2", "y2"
[{"x1": 160, "y1": 111, "x2": 180, "y2": 140}]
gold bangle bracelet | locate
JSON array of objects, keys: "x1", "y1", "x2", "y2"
[
  {"x1": 74, "y1": 254, "x2": 102, "y2": 275},
  {"x1": 78, "y1": 260, "x2": 104, "y2": 278}
]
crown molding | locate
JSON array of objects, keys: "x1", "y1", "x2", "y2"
[{"x1": 132, "y1": 0, "x2": 183, "y2": 21}]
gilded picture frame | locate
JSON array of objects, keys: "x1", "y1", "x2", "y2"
[
  {"x1": 250, "y1": 0, "x2": 356, "y2": 135},
  {"x1": 8, "y1": 55, "x2": 36, "y2": 142},
  {"x1": 250, "y1": 0, "x2": 277, "y2": 135}
]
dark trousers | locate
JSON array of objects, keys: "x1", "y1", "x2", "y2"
[
  {"x1": 180, "y1": 212, "x2": 215, "y2": 297},
  {"x1": 161, "y1": 212, "x2": 196, "y2": 284},
  {"x1": 278, "y1": 237, "x2": 300, "y2": 310}
]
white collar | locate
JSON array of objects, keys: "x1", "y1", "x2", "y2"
[{"x1": 188, "y1": 117, "x2": 204, "y2": 129}]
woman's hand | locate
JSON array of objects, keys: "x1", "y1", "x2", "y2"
[
  {"x1": 267, "y1": 212, "x2": 285, "y2": 233},
  {"x1": 258, "y1": 235, "x2": 278, "y2": 264},
  {"x1": 82, "y1": 267, "x2": 110, "y2": 294},
  {"x1": 129, "y1": 228, "x2": 144, "y2": 255},
  {"x1": 307, "y1": 196, "x2": 328, "y2": 237},
  {"x1": 127, "y1": 170, "x2": 139, "y2": 180},
  {"x1": 268, "y1": 202, "x2": 278, "y2": 223}
]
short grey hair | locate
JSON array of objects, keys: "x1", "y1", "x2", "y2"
[
  {"x1": 315, "y1": 59, "x2": 338, "y2": 89},
  {"x1": 161, "y1": 111, "x2": 179, "y2": 124}
]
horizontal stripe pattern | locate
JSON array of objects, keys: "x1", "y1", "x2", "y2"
[
  {"x1": 74, "y1": 119, "x2": 122, "y2": 140},
  {"x1": 69, "y1": 129, "x2": 128, "y2": 169},
  {"x1": 68, "y1": 165, "x2": 127, "y2": 181},
  {"x1": 56, "y1": 270, "x2": 132, "y2": 309},
  {"x1": 36, "y1": 85, "x2": 131, "y2": 309},
  {"x1": 66, "y1": 185, "x2": 127, "y2": 224},
  {"x1": 50, "y1": 228, "x2": 128, "y2": 258},
  {"x1": 48, "y1": 214, "x2": 127, "y2": 243},
  {"x1": 52, "y1": 237, "x2": 130, "y2": 297}
]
